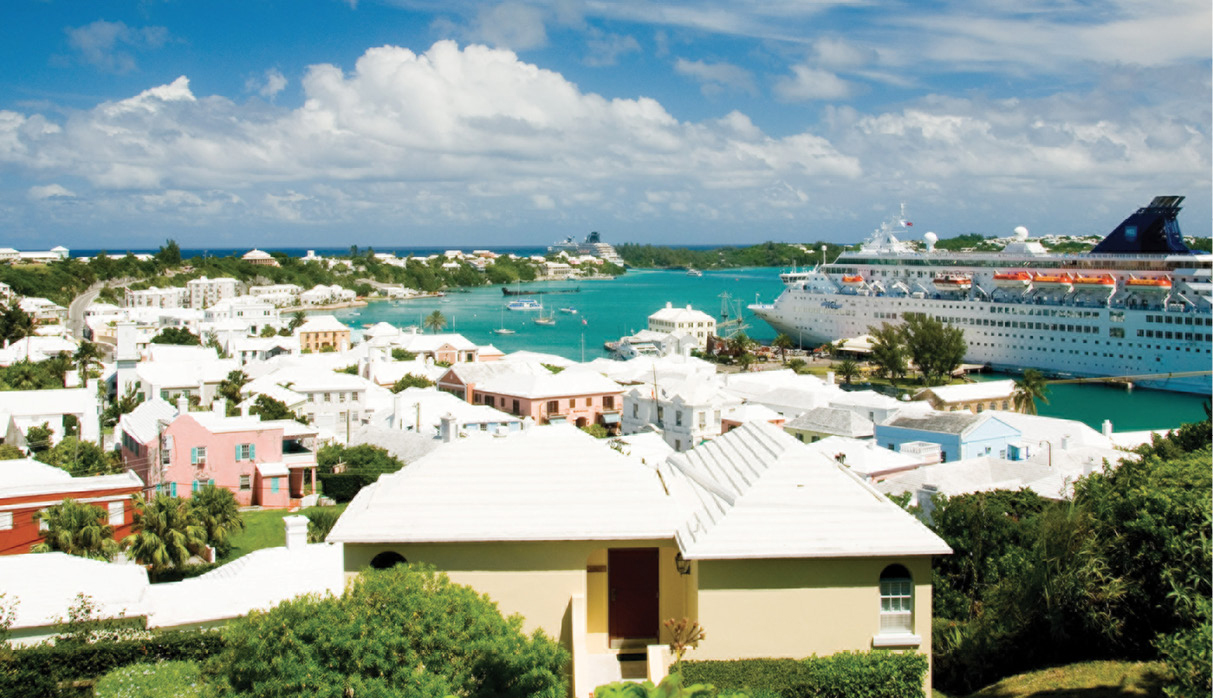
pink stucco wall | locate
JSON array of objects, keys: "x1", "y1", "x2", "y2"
[
  {"x1": 160, "y1": 415, "x2": 288, "y2": 507},
  {"x1": 474, "y1": 391, "x2": 622, "y2": 428}
]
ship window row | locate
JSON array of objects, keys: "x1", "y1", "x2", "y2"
[
  {"x1": 1139, "y1": 330, "x2": 1210, "y2": 342},
  {"x1": 839, "y1": 258, "x2": 1173, "y2": 271},
  {"x1": 1146, "y1": 315, "x2": 1212, "y2": 326}
]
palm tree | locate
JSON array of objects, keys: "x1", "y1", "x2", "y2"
[
  {"x1": 123, "y1": 494, "x2": 208, "y2": 581},
  {"x1": 32, "y1": 499, "x2": 119, "y2": 561},
  {"x1": 727, "y1": 331, "x2": 754, "y2": 358},
  {"x1": 288, "y1": 311, "x2": 308, "y2": 332},
  {"x1": 735, "y1": 351, "x2": 756, "y2": 373},
  {"x1": 217, "y1": 370, "x2": 249, "y2": 411},
  {"x1": 45, "y1": 351, "x2": 74, "y2": 388},
  {"x1": 1013, "y1": 369, "x2": 1050, "y2": 415},
  {"x1": 73, "y1": 341, "x2": 104, "y2": 386},
  {"x1": 837, "y1": 358, "x2": 861, "y2": 385},
  {"x1": 425, "y1": 310, "x2": 447, "y2": 334},
  {"x1": 188, "y1": 485, "x2": 245, "y2": 558},
  {"x1": 772, "y1": 333, "x2": 794, "y2": 364}
]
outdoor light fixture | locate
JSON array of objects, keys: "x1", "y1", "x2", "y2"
[{"x1": 675, "y1": 553, "x2": 692, "y2": 576}]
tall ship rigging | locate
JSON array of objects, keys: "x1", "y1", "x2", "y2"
[{"x1": 748, "y1": 196, "x2": 1212, "y2": 394}]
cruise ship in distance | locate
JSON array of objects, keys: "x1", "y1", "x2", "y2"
[
  {"x1": 548, "y1": 231, "x2": 625, "y2": 266},
  {"x1": 749, "y1": 197, "x2": 1213, "y2": 394}
]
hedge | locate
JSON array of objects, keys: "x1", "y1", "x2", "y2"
[
  {"x1": 681, "y1": 651, "x2": 928, "y2": 698},
  {"x1": 0, "y1": 630, "x2": 225, "y2": 698},
  {"x1": 316, "y1": 472, "x2": 366, "y2": 503}
]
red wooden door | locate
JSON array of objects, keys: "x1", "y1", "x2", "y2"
[{"x1": 608, "y1": 548, "x2": 659, "y2": 642}]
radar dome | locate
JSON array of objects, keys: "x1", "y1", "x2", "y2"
[
  {"x1": 1014, "y1": 226, "x2": 1029, "y2": 240},
  {"x1": 924, "y1": 232, "x2": 938, "y2": 244}
]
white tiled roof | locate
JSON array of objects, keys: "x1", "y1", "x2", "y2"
[
  {"x1": 296, "y1": 315, "x2": 350, "y2": 334},
  {"x1": 803, "y1": 436, "x2": 922, "y2": 479},
  {"x1": 664, "y1": 421, "x2": 950, "y2": 559},
  {"x1": 785, "y1": 407, "x2": 874, "y2": 438},
  {"x1": 328, "y1": 425, "x2": 675, "y2": 544},
  {"x1": 0, "y1": 553, "x2": 148, "y2": 631},
  {"x1": 118, "y1": 398, "x2": 178, "y2": 444},
  {"x1": 476, "y1": 371, "x2": 622, "y2": 399},
  {"x1": 916, "y1": 380, "x2": 1017, "y2": 403},
  {"x1": 0, "y1": 388, "x2": 97, "y2": 419}
]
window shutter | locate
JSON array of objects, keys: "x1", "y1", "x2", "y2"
[
  {"x1": 170, "y1": 482, "x2": 177, "y2": 497},
  {"x1": 250, "y1": 443, "x2": 256, "y2": 460},
  {"x1": 190, "y1": 447, "x2": 197, "y2": 465}
]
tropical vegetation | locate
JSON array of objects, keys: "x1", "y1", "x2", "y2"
[
  {"x1": 1012, "y1": 369, "x2": 1050, "y2": 415},
  {"x1": 187, "y1": 485, "x2": 244, "y2": 558},
  {"x1": 31, "y1": 499, "x2": 120, "y2": 560},
  {"x1": 122, "y1": 495, "x2": 209, "y2": 581}
]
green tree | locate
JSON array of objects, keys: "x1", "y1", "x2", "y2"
[
  {"x1": 1012, "y1": 369, "x2": 1050, "y2": 415},
  {"x1": 772, "y1": 333, "x2": 794, "y2": 364},
  {"x1": 425, "y1": 309, "x2": 447, "y2": 333},
  {"x1": 44, "y1": 351, "x2": 73, "y2": 388},
  {"x1": 123, "y1": 495, "x2": 208, "y2": 581},
  {"x1": 867, "y1": 322, "x2": 908, "y2": 387},
  {"x1": 25, "y1": 422, "x2": 54, "y2": 453},
  {"x1": 902, "y1": 313, "x2": 966, "y2": 385},
  {"x1": 0, "y1": 303, "x2": 33, "y2": 344},
  {"x1": 726, "y1": 332, "x2": 754, "y2": 358},
  {"x1": 391, "y1": 374, "x2": 436, "y2": 393},
  {"x1": 391, "y1": 348, "x2": 417, "y2": 361},
  {"x1": 211, "y1": 564, "x2": 568, "y2": 698},
  {"x1": 836, "y1": 358, "x2": 861, "y2": 385},
  {"x1": 0, "y1": 443, "x2": 22, "y2": 459},
  {"x1": 154, "y1": 239, "x2": 182, "y2": 267},
  {"x1": 216, "y1": 370, "x2": 248, "y2": 413},
  {"x1": 248, "y1": 394, "x2": 304, "y2": 422},
  {"x1": 581, "y1": 423, "x2": 609, "y2": 438},
  {"x1": 734, "y1": 351, "x2": 755, "y2": 373},
  {"x1": 31, "y1": 499, "x2": 119, "y2": 560},
  {"x1": 305, "y1": 508, "x2": 340, "y2": 543},
  {"x1": 259, "y1": 325, "x2": 278, "y2": 338},
  {"x1": 288, "y1": 310, "x2": 307, "y2": 332},
  {"x1": 188, "y1": 485, "x2": 244, "y2": 558},
  {"x1": 39, "y1": 436, "x2": 122, "y2": 477},
  {"x1": 101, "y1": 384, "x2": 143, "y2": 429},
  {"x1": 149, "y1": 327, "x2": 201, "y2": 346},
  {"x1": 73, "y1": 341, "x2": 104, "y2": 386}
]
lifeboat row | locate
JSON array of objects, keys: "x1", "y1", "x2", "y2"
[
  {"x1": 841, "y1": 271, "x2": 1171, "y2": 294},
  {"x1": 932, "y1": 273, "x2": 972, "y2": 292}
]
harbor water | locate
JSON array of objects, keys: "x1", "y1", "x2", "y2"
[{"x1": 331, "y1": 268, "x2": 1209, "y2": 433}]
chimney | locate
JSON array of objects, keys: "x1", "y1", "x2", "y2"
[
  {"x1": 283, "y1": 515, "x2": 309, "y2": 551},
  {"x1": 1060, "y1": 434, "x2": 1071, "y2": 450},
  {"x1": 665, "y1": 302, "x2": 672, "y2": 308},
  {"x1": 826, "y1": 371, "x2": 835, "y2": 385},
  {"x1": 176, "y1": 394, "x2": 189, "y2": 415},
  {"x1": 213, "y1": 398, "x2": 227, "y2": 415},
  {"x1": 439, "y1": 413, "x2": 457, "y2": 443},
  {"x1": 1101, "y1": 419, "x2": 1112, "y2": 437}
]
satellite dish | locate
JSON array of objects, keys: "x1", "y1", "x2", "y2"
[
  {"x1": 1014, "y1": 226, "x2": 1029, "y2": 240},
  {"x1": 924, "y1": 232, "x2": 937, "y2": 251}
]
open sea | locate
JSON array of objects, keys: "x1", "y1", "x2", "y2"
[{"x1": 328, "y1": 268, "x2": 1208, "y2": 433}]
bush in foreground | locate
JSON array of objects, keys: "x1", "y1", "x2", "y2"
[
  {"x1": 211, "y1": 563, "x2": 568, "y2": 698},
  {"x1": 95, "y1": 660, "x2": 204, "y2": 698},
  {"x1": 681, "y1": 651, "x2": 928, "y2": 698}
]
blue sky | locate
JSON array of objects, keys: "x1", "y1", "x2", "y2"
[{"x1": 0, "y1": 0, "x2": 1209, "y2": 250}]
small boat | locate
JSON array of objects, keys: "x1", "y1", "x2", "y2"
[
  {"x1": 1126, "y1": 276, "x2": 1172, "y2": 293},
  {"x1": 686, "y1": 268, "x2": 703, "y2": 277},
  {"x1": 558, "y1": 306, "x2": 578, "y2": 314},
  {"x1": 840, "y1": 274, "x2": 864, "y2": 288},
  {"x1": 932, "y1": 273, "x2": 972, "y2": 292},
  {"x1": 1032, "y1": 272, "x2": 1074, "y2": 290},
  {"x1": 534, "y1": 307, "x2": 556, "y2": 326},
  {"x1": 1073, "y1": 274, "x2": 1116, "y2": 287},
  {"x1": 993, "y1": 271, "x2": 1032, "y2": 290},
  {"x1": 493, "y1": 328, "x2": 517, "y2": 335},
  {"x1": 507, "y1": 299, "x2": 541, "y2": 311}
]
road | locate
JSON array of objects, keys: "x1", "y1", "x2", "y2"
[{"x1": 67, "y1": 278, "x2": 135, "y2": 342}]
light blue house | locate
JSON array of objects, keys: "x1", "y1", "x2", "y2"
[{"x1": 875, "y1": 413, "x2": 1022, "y2": 463}]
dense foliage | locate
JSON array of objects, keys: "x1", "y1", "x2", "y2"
[
  {"x1": 210, "y1": 564, "x2": 568, "y2": 698},
  {"x1": 681, "y1": 651, "x2": 929, "y2": 698},
  {"x1": 391, "y1": 373, "x2": 435, "y2": 392},
  {"x1": 617, "y1": 241, "x2": 851, "y2": 270},
  {"x1": 0, "y1": 356, "x2": 72, "y2": 391},
  {"x1": 95, "y1": 660, "x2": 204, "y2": 698},
  {"x1": 123, "y1": 495, "x2": 209, "y2": 581},
  {"x1": 149, "y1": 327, "x2": 201, "y2": 346},
  {"x1": 247, "y1": 394, "x2": 305, "y2": 422},
  {"x1": 37, "y1": 436, "x2": 123, "y2": 476},
  {"x1": 31, "y1": 499, "x2": 120, "y2": 560},
  {"x1": 595, "y1": 672, "x2": 750, "y2": 698},
  {"x1": 316, "y1": 443, "x2": 405, "y2": 502},
  {"x1": 187, "y1": 485, "x2": 245, "y2": 558},
  {"x1": 926, "y1": 415, "x2": 1212, "y2": 694}
]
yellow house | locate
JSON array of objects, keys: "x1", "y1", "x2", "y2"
[{"x1": 328, "y1": 422, "x2": 950, "y2": 697}]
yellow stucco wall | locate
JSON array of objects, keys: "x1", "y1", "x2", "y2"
[
  {"x1": 692, "y1": 556, "x2": 933, "y2": 668},
  {"x1": 345, "y1": 540, "x2": 687, "y2": 652}
]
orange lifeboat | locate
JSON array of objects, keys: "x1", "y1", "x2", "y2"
[
  {"x1": 932, "y1": 273, "x2": 972, "y2": 292},
  {"x1": 1073, "y1": 274, "x2": 1115, "y2": 287},
  {"x1": 1032, "y1": 272, "x2": 1073, "y2": 290},
  {"x1": 1126, "y1": 276, "x2": 1172, "y2": 293},
  {"x1": 840, "y1": 274, "x2": 864, "y2": 288},
  {"x1": 993, "y1": 271, "x2": 1031, "y2": 290}
]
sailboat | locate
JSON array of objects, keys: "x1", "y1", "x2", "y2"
[
  {"x1": 534, "y1": 303, "x2": 556, "y2": 326},
  {"x1": 493, "y1": 306, "x2": 516, "y2": 335}
]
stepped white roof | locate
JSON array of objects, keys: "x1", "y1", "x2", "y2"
[
  {"x1": 916, "y1": 380, "x2": 1017, "y2": 403},
  {"x1": 328, "y1": 425, "x2": 674, "y2": 544},
  {"x1": 296, "y1": 315, "x2": 349, "y2": 334},
  {"x1": 476, "y1": 371, "x2": 622, "y2": 399},
  {"x1": 785, "y1": 407, "x2": 874, "y2": 439},
  {"x1": 803, "y1": 436, "x2": 923, "y2": 480},
  {"x1": 664, "y1": 422, "x2": 950, "y2": 559},
  {"x1": 0, "y1": 554, "x2": 148, "y2": 632},
  {"x1": 118, "y1": 398, "x2": 178, "y2": 444}
]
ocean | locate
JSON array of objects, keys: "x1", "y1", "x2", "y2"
[{"x1": 329, "y1": 268, "x2": 1208, "y2": 432}]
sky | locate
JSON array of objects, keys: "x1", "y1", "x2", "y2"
[{"x1": 0, "y1": 0, "x2": 1209, "y2": 250}]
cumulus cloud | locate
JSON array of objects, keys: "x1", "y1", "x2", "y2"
[
  {"x1": 468, "y1": 3, "x2": 549, "y2": 50},
  {"x1": 246, "y1": 69, "x2": 288, "y2": 99},
  {"x1": 28, "y1": 184, "x2": 75, "y2": 200},
  {"x1": 774, "y1": 64, "x2": 852, "y2": 101},
  {"x1": 65, "y1": 20, "x2": 169, "y2": 73},
  {"x1": 674, "y1": 58, "x2": 757, "y2": 96}
]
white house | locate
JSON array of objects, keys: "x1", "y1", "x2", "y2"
[
  {"x1": 0, "y1": 388, "x2": 101, "y2": 449},
  {"x1": 647, "y1": 303, "x2": 716, "y2": 349},
  {"x1": 186, "y1": 277, "x2": 239, "y2": 310},
  {"x1": 621, "y1": 375, "x2": 743, "y2": 452},
  {"x1": 390, "y1": 387, "x2": 523, "y2": 436},
  {"x1": 126, "y1": 286, "x2": 190, "y2": 309}
]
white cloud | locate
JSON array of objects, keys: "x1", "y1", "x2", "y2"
[
  {"x1": 674, "y1": 58, "x2": 757, "y2": 96},
  {"x1": 584, "y1": 29, "x2": 641, "y2": 66},
  {"x1": 531, "y1": 193, "x2": 556, "y2": 208},
  {"x1": 469, "y1": 3, "x2": 549, "y2": 50},
  {"x1": 65, "y1": 20, "x2": 169, "y2": 73},
  {"x1": 774, "y1": 64, "x2": 852, "y2": 101},
  {"x1": 28, "y1": 184, "x2": 75, "y2": 200},
  {"x1": 246, "y1": 69, "x2": 288, "y2": 99}
]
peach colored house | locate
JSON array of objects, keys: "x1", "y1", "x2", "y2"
[
  {"x1": 296, "y1": 315, "x2": 351, "y2": 353},
  {"x1": 158, "y1": 410, "x2": 319, "y2": 508},
  {"x1": 471, "y1": 370, "x2": 624, "y2": 432}
]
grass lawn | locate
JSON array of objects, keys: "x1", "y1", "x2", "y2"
[
  {"x1": 936, "y1": 660, "x2": 1168, "y2": 698},
  {"x1": 223, "y1": 503, "x2": 347, "y2": 562}
]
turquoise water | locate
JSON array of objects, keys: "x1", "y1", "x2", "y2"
[{"x1": 331, "y1": 269, "x2": 1209, "y2": 432}]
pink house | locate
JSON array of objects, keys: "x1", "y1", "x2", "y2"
[
  {"x1": 157, "y1": 410, "x2": 319, "y2": 508},
  {"x1": 470, "y1": 371, "x2": 624, "y2": 433}
]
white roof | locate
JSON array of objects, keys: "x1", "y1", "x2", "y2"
[
  {"x1": 725, "y1": 403, "x2": 784, "y2": 424},
  {"x1": 610, "y1": 432, "x2": 675, "y2": 466},
  {"x1": 500, "y1": 350, "x2": 577, "y2": 367},
  {"x1": 876, "y1": 455, "x2": 1076, "y2": 500},
  {"x1": 648, "y1": 303, "x2": 714, "y2": 324},
  {"x1": 981, "y1": 410, "x2": 1112, "y2": 449},
  {"x1": 664, "y1": 421, "x2": 950, "y2": 559},
  {"x1": 476, "y1": 371, "x2": 622, "y2": 399},
  {"x1": 393, "y1": 388, "x2": 521, "y2": 433},
  {"x1": 328, "y1": 425, "x2": 675, "y2": 544},
  {"x1": 297, "y1": 315, "x2": 349, "y2": 334},
  {"x1": 255, "y1": 462, "x2": 289, "y2": 477},
  {"x1": 118, "y1": 398, "x2": 178, "y2": 444},
  {"x1": 785, "y1": 407, "x2": 874, "y2": 439},
  {"x1": 803, "y1": 436, "x2": 923, "y2": 479},
  {"x1": 394, "y1": 332, "x2": 478, "y2": 353},
  {"x1": 242, "y1": 249, "x2": 273, "y2": 259},
  {"x1": 349, "y1": 424, "x2": 443, "y2": 464},
  {"x1": 440, "y1": 360, "x2": 552, "y2": 386},
  {"x1": 144, "y1": 541, "x2": 344, "y2": 628},
  {"x1": 144, "y1": 345, "x2": 219, "y2": 363},
  {"x1": 0, "y1": 553, "x2": 148, "y2": 631},
  {"x1": 136, "y1": 358, "x2": 240, "y2": 389},
  {"x1": 0, "y1": 388, "x2": 96, "y2": 419},
  {"x1": 917, "y1": 380, "x2": 1017, "y2": 403}
]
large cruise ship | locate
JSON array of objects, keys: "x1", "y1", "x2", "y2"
[{"x1": 749, "y1": 197, "x2": 1213, "y2": 394}]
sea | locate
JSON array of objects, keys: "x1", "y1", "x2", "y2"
[{"x1": 322, "y1": 267, "x2": 1207, "y2": 433}]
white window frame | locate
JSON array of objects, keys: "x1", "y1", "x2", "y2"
[
  {"x1": 0, "y1": 511, "x2": 11, "y2": 530},
  {"x1": 108, "y1": 501, "x2": 124, "y2": 526}
]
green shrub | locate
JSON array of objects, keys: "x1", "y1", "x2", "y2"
[
  {"x1": 210, "y1": 564, "x2": 568, "y2": 697},
  {"x1": 317, "y1": 472, "x2": 365, "y2": 503},
  {"x1": 94, "y1": 660, "x2": 204, "y2": 698},
  {"x1": 681, "y1": 651, "x2": 927, "y2": 698},
  {"x1": 0, "y1": 631, "x2": 225, "y2": 698},
  {"x1": 595, "y1": 672, "x2": 753, "y2": 697}
]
